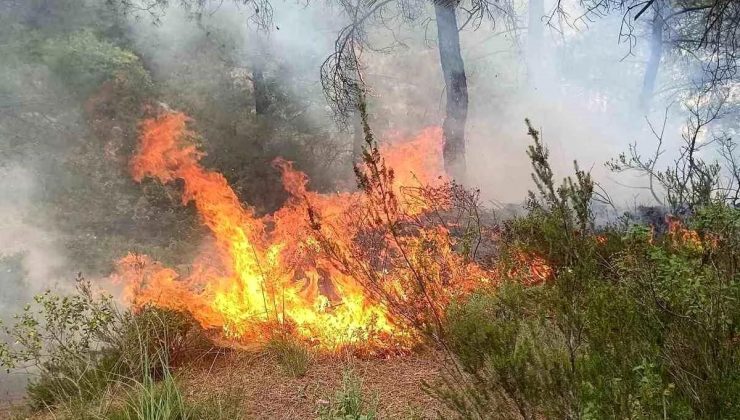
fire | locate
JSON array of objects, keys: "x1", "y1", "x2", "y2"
[
  {"x1": 666, "y1": 215, "x2": 711, "y2": 252},
  {"x1": 115, "y1": 112, "x2": 455, "y2": 348},
  {"x1": 506, "y1": 250, "x2": 553, "y2": 286}
]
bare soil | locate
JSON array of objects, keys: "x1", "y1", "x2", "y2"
[{"x1": 179, "y1": 348, "x2": 451, "y2": 419}]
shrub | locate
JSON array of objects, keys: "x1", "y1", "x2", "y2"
[
  {"x1": 0, "y1": 276, "x2": 121, "y2": 409},
  {"x1": 0, "y1": 278, "x2": 214, "y2": 413},
  {"x1": 437, "y1": 285, "x2": 573, "y2": 419},
  {"x1": 116, "y1": 306, "x2": 215, "y2": 381},
  {"x1": 38, "y1": 29, "x2": 152, "y2": 100},
  {"x1": 433, "y1": 121, "x2": 740, "y2": 419}
]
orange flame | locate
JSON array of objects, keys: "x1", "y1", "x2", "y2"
[
  {"x1": 666, "y1": 215, "x2": 707, "y2": 252},
  {"x1": 507, "y1": 250, "x2": 553, "y2": 285},
  {"x1": 115, "y1": 112, "x2": 453, "y2": 348}
]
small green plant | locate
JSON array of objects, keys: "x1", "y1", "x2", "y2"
[
  {"x1": 0, "y1": 276, "x2": 121, "y2": 410},
  {"x1": 266, "y1": 335, "x2": 312, "y2": 378},
  {"x1": 117, "y1": 306, "x2": 214, "y2": 381},
  {"x1": 108, "y1": 369, "x2": 189, "y2": 420},
  {"x1": 319, "y1": 368, "x2": 378, "y2": 420},
  {"x1": 107, "y1": 351, "x2": 243, "y2": 420}
]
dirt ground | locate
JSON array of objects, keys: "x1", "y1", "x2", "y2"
[
  {"x1": 1, "y1": 348, "x2": 452, "y2": 419},
  {"x1": 179, "y1": 348, "x2": 452, "y2": 419}
]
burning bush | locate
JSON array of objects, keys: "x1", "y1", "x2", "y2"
[
  {"x1": 116, "y1": 107, "x2": 494, "y2": 351},
  {"x1": 308, "y1": 102, "x2": 493, "y2": 344}
]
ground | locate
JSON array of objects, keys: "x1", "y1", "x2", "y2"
[
  {"x1": 180, "y1": 348, "x2": 450, "y2": 419},
  {"x1": 0, "y1": 349, "x2": 451, "y2": 419}
]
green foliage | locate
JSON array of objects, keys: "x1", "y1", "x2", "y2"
[
  {"x1": 38, "y1": 29, "x2": 152, "y2": 99},
  {"x1": 107, "y1": 370, "x2": 189, "y2": 420},
  {"x1": 0, "y1": 281, "x2": 214, "y2": 413},
  {"x1": 107, "y1": 367, "x2": 241, "y2": 420},
  {"x1": 0, "y1": 11, "x2": 199, "y2": 277},
  {"x1": 121, "y1": 306, "x2": 214, "y2": 376},
  {"x1": 434, "y1": 122, "x2": 740, "y2": 419},
  {"x1": 0, "y1": 276, "x2": 120, "y2": 409},
  {"x1": 265, "y1": 335, "x2": 312, "y2": 378},
  {"x1": 437, "y1": 285, "x2": 573, "y2": 419},
  {"x1": 319, "y1": 368, "x2": 378, "y2": 420}
]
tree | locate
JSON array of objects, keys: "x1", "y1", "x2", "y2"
[
  {"x1": 434, "y1": 0, "x2": 468, "y2": 178},
  {"x1": 639, "y1": 0, "x2": 664, "y2": 108},
  {"x1": 550, "y1": 0, "x2": 740, "y2": 100},
  {"x1": 527, "y1": 0, "x2": 545, "y2": 90},
  {"x1": 321, "y1": 0, "x2": 516, "y2": 181}
]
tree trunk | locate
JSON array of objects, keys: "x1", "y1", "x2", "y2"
[
  {"x1": 252, "y1": 62, "x2": 269, "y2": 115},
  {"x1": 252, "y1": 34, "x2": 270, "y2": 116},
  {"x1": 434, "y1": 1, "x2": 468, "y2": 181},
  {"x1": 640, "y1": 1, "x2": 663, "y2": 110},
  {"x1": 527, "y1": 0, "x2": 545, "y2": 90}
]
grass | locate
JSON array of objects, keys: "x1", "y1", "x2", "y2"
[
  {"x1": 318, "y1": 368, "x2": 378, "y2": 420},
  {"x1": 35, "y1": 356, "x2": 242, "y2": 420},
  {"x1": 106, "y1": 369, "x2": 241, "y2": 420},
  {"x1": 265, "y1": 335, "x2": 312, "y2": 378},
  {"x1": 107, "y1": 371, "x2": 188, "y2": 420}
]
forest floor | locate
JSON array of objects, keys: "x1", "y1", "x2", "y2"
[
  {"x1": 1, "y1": 348, "x2": 450, "y2": 419},
  {"x1": 178, "y1": 348, "x2": 449, "y2": 418}
]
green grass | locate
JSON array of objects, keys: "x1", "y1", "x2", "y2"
[
  {"x1": 319, "y1": 368, "x2": 378, "y2": 420},
  {"x1": 266, "y1": 335, "x2": 312, "y2": 378}
]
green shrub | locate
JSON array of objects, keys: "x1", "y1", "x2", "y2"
[
  {"x1": 0, "y1": 279, "x2": 214, "y2": 413},
  {"x1": 116, "y1": 306, "x2": 215, "y2": 381},
  {"x1": 266, "y1": 335, "x2": 312, "y2": 378},
  {"x1": 38, "y1": 29, "x2": 152, "y2": 99},
  {"x1": 319, "y1": 368, "x2": 378, "y2": 420},
  {"x1": 437, "y1": 285, "x2": 574, "y2": 419},
  {"x1": 0, "y1": 277, "x2": 121, "y2": 409},
  {"x1": 433, "y1": 121, "x2": 740, "y2": 419}
]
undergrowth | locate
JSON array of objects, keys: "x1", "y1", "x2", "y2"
[
  {"x1": 266, "y1": 334, "x2": 312, "y2": 378},
  {"x1": 432, "y1": 120, "x2": 740, "y2": 419},
  {"x1": 0, "y1": 278, "x2": 219, "y2": 418},
  {"x1": 3, "y1": 111, "x2": 739, "y2": 420}
]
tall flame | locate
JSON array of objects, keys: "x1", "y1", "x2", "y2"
[{"x1": 116, "y1": 112, "x2": 449, "y2": 348}]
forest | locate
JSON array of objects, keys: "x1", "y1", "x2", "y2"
[{"x1": 0, "y1": 0, "x2": 739, "y2": 418}]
